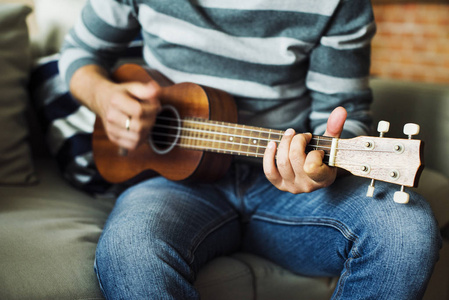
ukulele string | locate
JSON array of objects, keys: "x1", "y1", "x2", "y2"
[
  {"x1": 151, "y1": 126, "x2": 336, "y2": 158},
  {"x1": 153, "y1": 116, "x2": 333, "y2": 145},
  {"x1": 151, "y1": 124, "x2": 334, "y2": 151},
  {"x1": 159, "y1": 116, "x2": 332, "y2": 142},
  {"x1": 149, "y1": 135, "x2": 333, "y2": 159},
  {"x1": 151, "y1": 118, "x2": 397, "y2": 154}
]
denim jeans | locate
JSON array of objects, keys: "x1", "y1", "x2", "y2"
[{"x1": 94, "y1": 164, "x2": 441, "y2": 299}]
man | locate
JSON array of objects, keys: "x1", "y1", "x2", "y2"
[{"x1": 59, "y1": 0, "x2": 441, "y2": 299}]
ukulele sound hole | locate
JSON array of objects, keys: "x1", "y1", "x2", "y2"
[{"x1": 149, "y1": 105, "x2": 181, "y2": 155}]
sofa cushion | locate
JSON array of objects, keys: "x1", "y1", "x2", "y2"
[
  {"x1": 0, "y1": 158, "x2": 115, "y2": 300},
  {"x1": 1, "y1": 164, "x2": 448, "y2": 300},
  {"x1": 0, "y1": 3, "x2": 37, "y2": 185}
]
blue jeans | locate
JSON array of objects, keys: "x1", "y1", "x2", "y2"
[{"x1": 94, "y1": 164, "x2": 441, "y2": 299}]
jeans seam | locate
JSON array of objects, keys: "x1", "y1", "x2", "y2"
[
  {"x1": 187, "y1": 212, "x2": 239, "y2": 265},
  {"x1": 333, "y1": 257, "x2": 353, "y2": 300},
  {"x1": 93, "y1": 257, "x2": 109, "y2": 300}
]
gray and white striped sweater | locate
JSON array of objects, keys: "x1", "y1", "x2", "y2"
[{"x1": 59, "y1": 0, "x2": 376, "y2": 137}]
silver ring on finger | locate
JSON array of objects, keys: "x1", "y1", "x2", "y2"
[{"x1": 125, "y1": 117, "x2": 131, "y2": 131}]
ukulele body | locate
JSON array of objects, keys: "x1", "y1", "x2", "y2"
[{"x1": 93, "y1": 64, "x2": 238, "y2": 183}]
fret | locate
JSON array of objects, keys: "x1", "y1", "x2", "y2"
[
  {"x1": 224, "y1": 121, "x2": 232, "y2": 154},
  {"x1": 202, "y1": 120, "x2": 207, "y2": 148},
  {"x1": 181, "y1": 119, "x2": 192, "y2": 149},
  {"x1": 234, "y1": 126, "x2": 241, "y2": 154},
  {"x1": 193, "y1": 118, "x2": 200, "y2": 148},
  {"x1": 225, "y1": 125, "x2": 233, "y2": 153},
  {"x1": 276, "y1": 132, "x2": 284, "y2": 144},
  {"x1": 228, "y1": 125, "x2": 236, "y2": 154},
  {"x1": 213, "y1": 121, "x2": 221, "y2": 153},
  {"x1": 305, "y1": 135, "x2": 335, "y2": 165},
  {"x1": 212, "y1": 120, "x2": 223, "y2": 153},
  {"x1": 210, "y1": 122, "x2": 217, "y2": 151},
  {"x1": 238, "y1": 125, "x2": 244, "y2": 155},
  {"x1": 247, "y1": 128, "x2": 255, "y2": 157},
  {"x1": 306, "y1": 135, "x2": 332, "y2": 155},
  {"x1": 199, "y1": 120, "x2": 205, "y2": 149},
  {"x1": 241, "y1": 126, "x2": 249, "y2": 154},
  {"x1": 209, "y1": 121, "x2": 216, "y2": 152},
  {"x1": 257, "y1": 130, "x2": 270, "y2": 157},
  {"x1": 255, "y1": 129, "x2": 262, "y2": 158}
]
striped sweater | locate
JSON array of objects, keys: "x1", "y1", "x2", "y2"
[{"x1": 59, "y1": 0, "x2": 376, "y2": 137}]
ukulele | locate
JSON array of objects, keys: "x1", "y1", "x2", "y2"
[{"x1": 92, "y1": 64, "x2": 424, "y2": 204}]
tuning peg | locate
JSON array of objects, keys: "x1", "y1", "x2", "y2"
[
  {"x1": 403, "y1": 123, "x2": 420, "y2": 139},
  {"x1": 377, "y1": 121, "x2": 390, "y2": 137},
  {"x1": 394, "y1": 186, "x2": 410, "y2": 204},
  {"x1": 366, "y1": 179, "x2": 375, "y2": 197},
  {"x1": 366, "y1": 121, "x2": 390, "y2": 196}
]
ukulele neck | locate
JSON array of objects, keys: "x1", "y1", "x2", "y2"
[
  {"x1": 151, "y1": 114, "x2": 422, "y2": 188},
  {"x1": 155, "y1": 116, "x2": 337, "y2": 164}
]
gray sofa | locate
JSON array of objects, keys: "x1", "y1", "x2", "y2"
[{"x1": 1, "y1": 2, "x2": 448, "y2": 300}]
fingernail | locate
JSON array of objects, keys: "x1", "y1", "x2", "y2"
[
  {"x1": 285, "y1": 128, "x2": 295, "y2": 136},
  {"x1": 267, "y1": 141, "x2": 276, "y2": 149}
]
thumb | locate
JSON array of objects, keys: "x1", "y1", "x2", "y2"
[
  {"x1": 324, "y1": 107, "x2": 347, "y2": 138},
  {"x1": 126, "y1": 80, "x2": 161, "y2": 102}
]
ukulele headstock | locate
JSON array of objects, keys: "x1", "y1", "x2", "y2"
[{"x1": 335, "y1": 121, "x2": 424, "y2": 204}]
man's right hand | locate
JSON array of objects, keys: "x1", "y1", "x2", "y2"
[
  {"x1": 95, "y1": 80, "x2": 161, "y2": 151},
  {"x1": 70, "y1": 65, "x2": 162, "y2": 151}
]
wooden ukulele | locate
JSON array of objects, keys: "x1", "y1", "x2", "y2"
[{"x1": 92, "y1": 64, "x2": 424, "y2": 204}]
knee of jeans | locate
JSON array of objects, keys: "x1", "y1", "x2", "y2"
[
  {"x1": 94, "y1": 220, "x2": 198, "y2": 298},
  {"x1": 97, "y1": 213, "x2": 196, "y2": 278},
  {"x1": 356, "y1": 188, "x2": 442, "y2": 271}
]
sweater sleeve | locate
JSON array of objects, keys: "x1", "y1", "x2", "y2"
[
  {"x1": 306, "y1": 0, "x2": 376, "y2": 138},
  {"x1": 58, "y1": 0, "x2": 141, "y2": 88}
]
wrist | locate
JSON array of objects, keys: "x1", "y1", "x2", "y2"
[
  {"x1": 69, "y1": 64, "x2": 114, "y2": 115},
  {"x1": 91, "y1": 77, "x2": 116, "y2": 117}
]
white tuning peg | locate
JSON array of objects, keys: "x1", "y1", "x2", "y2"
[
  {"x1": 366, "y1": 179, "x2": 375, "y2": 197},
  {"x1": 403, "y1": 123, "x2": 420, "y2": 139},
  {"x1": 377, "y1": 121, "x2": 390, "y2": 137},
  {"x1": 394, "y1": 188, "x2": 410, "y2": 204},
  {"x1": 394, "y1": 186, "x2": 409, "y2": 204}
]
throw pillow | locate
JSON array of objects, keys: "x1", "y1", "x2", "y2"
[{"x1": 0, "y1": 4, "x2": 37, "y2": 185}]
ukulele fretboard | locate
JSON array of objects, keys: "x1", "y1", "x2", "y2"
[{"x1": 151, "y1": 116, "x2": 336, "y2": 164}]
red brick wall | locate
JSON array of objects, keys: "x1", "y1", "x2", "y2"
[{"x1": 371, "y1": 1, "x2": 449, "y2": 83}]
